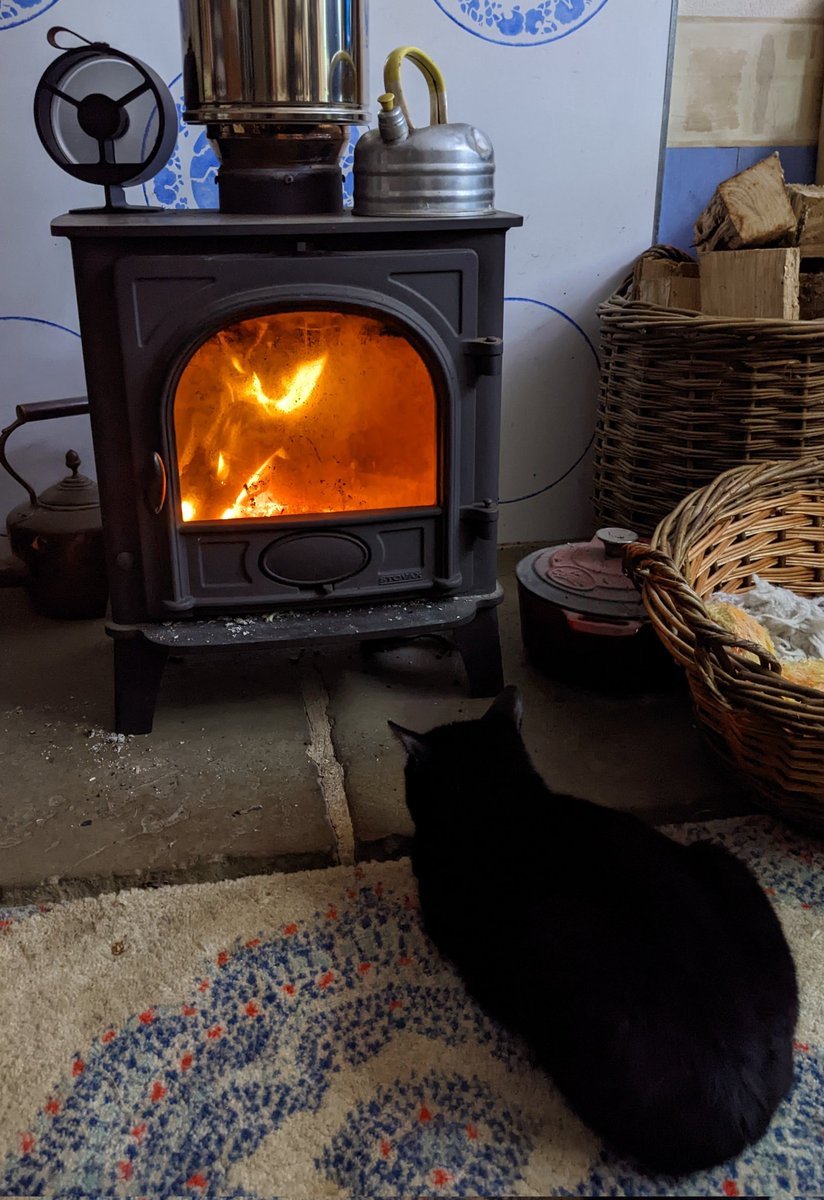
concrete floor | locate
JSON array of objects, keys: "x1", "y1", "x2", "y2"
[{"x1": 0, "y1": 544, "x2": 755, "y2": 902}]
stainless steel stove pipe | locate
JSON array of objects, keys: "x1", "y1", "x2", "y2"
[{"x1": 179, "y1": 0, "x2": 369, "y2": 126}]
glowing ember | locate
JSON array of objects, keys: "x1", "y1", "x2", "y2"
[
  {"x1": 175, "y1": 311, "x2": 437, "y2": 523},
  {"x1": 220, "y1": 452, "x2": 287, "y2": 520}
]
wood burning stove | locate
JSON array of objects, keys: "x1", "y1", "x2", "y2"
[{"x1": 54, "y1": 208, "x2": 521, "y2": 731}]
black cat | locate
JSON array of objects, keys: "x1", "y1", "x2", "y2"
[{"x1": 389, "y1": 687, "x2": 798, "y2": 1176}]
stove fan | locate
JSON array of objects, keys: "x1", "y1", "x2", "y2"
[{"x1": 33, "y1": 27, "x2": 177, "y2": 212}]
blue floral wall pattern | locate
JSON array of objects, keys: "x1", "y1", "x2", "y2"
[
  {"x1": 142, "y1": 77, "x2": 219, "y2": 210},
  {"x1": 0, "y1": 0, "x2": 61, "y2": 30},
  {"x1": 142, "y1": 77, "x2": 362, "y2": 211},
  {"x1": 431, "y1": 0, "x2": 609, "y2": 45}
]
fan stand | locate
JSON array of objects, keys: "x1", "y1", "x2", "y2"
[{"x1": 68, "y1": 183, "x2": 165, "y2": 215}]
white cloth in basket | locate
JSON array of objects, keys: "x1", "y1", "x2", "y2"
[{"x1": 713, "y1": 576, "x2": 824, "y2": 661}]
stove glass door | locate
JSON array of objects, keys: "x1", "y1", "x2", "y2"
[{"x1": 173, "y1": 310, "x2": 438, "y2": 523}]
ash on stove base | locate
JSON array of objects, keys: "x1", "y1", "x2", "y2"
[{"x1": 108, "y1": 588, "x2": 504, "y2": 734}]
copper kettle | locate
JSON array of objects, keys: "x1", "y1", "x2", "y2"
[{"x1": 0, "y1": 397, "x2": 108, "y2": 619}]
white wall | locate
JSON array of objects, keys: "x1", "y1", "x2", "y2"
[{"x1": 0, "y1": 0, "x2": 673, "y2": 545}]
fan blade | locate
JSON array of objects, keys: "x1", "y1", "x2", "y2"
[
  {"x1": 115, "y1": 80, "x2": 151, "y2": 108},
  {"x1": 43, "y1": 81, "x2": 81, "y2": 108}
]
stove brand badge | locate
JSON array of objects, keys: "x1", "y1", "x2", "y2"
[
  {"x1": 431, "y1": 0, "x2": 609, "y2": 45},
  {"x1": 0, "y1": 0, "x2": 62, "y2": 30}
]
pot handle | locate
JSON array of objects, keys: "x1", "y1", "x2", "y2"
[
  {"x1": 383, "y1": 46, "x2": 448, "y2": 130},
  {"x1": 0, "y1": 396, "x2": 90, "y2": 506},
  {"x1": 563, "y1": 610, "x2": 643, "y2": 638}
]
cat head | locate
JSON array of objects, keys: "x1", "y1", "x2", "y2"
[{"x1": 388, "y1": 686, "x2": 524, "y2": 825}]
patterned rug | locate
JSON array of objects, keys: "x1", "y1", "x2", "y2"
[{"x1": 0, "y1": 815, "x2": 822, "y2": 1198}]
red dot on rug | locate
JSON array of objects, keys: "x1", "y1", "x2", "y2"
[
  {"x1": 197, "y1": 981, "x2": 210, "y2": 992},
  {"x1": 101, "y1": 1029, "x2": 116, "y2": 1043},
  {"x1": 318, "y1": 970, "x2": 334, "y2": 989},
  {"x1": 186, "y1": 1173, "x2": 208, "y2": 1189},
  {"x1": 45, "y1": 1100, "x2": 60, "y2": 1116},
  {"x1": 284, "y1": 923, "x2": 298, "y2": 936},
  {"x1": 432, "y1": 1168, "x2": 452, "y2": 1187},
  {"x1": 326, "y1": 906, "x2": 337, "y2": 920},
  {"x1": 283, "y1": 983, "x2": 296, "y2": 995},
  {"x1": 180, "y1": 1054, "x2": 194, "y2": 1071},
  {"x1": 117, "y1": 1161, "x2": 133, "y2": 1181},
  {"x1": 206, "y1": 1024, "x2": 223, "y2": 1039},
  {"x1": 465, "y1": 1123, "x2": 478, "y2": 1140},
  {"x1": 723, "y1": 1181, "x2": 739, "y2": 1197},
  {"x1": 380, "y1": 1140, "x2": 392, "y2": 1158},
  {"x1": 419, "y1": 1106, "x2": 432, "y2": 1122},
  {"x1": 131, "y1": 1124, "x2": 146, "y2": 1140},
  {"x1": 217, "y1": 951, "x2": 229, "y2": 966},
  {"x1": 151, "y1": 1082, "x2": 167, "y2": 1102},
  {"x1": 182, "y1": 1005, "x2": 197, "y2": 1017},
  {"x1": 20, "y1": 1133, "x2": 34, "y2": 1155},
  {"x1": 72, "y1": 1059, "x2": 85, "y2": 1077},
  {"x1": 139, "y1": 1008, "x2": 155, "y2": 1024},
  {"x1": 245, "y1": 938, "x2": 261, "y2": 948},
  {"x1": 245, "y1": 1001, "x2": 260, "y2": 1017},
  {"x1": 358, "y1": 962, "x2": 372, "y2": 973}
]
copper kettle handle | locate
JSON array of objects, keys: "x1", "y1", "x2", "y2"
[{"x1": 0, "y1": 397, "x2": 90, "y2": 506}]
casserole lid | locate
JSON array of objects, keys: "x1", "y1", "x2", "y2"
[{"x1": 516, "y1": 527, "x2": 645, "y2": 620}]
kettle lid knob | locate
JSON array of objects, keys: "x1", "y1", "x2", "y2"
[{"x1": 66, "y1": 449, "x2": 81, "y2": 477}]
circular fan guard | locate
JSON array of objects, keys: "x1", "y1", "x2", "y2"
[{"x1": 33, "y1": 27, "x2": 177, "y2": 208}]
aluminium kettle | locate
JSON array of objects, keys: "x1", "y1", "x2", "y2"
[{"x1": 353, "y1": 46, "x2": 494, "y2": 217}]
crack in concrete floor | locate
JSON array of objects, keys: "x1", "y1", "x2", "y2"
[{"x1": 299, "y1": 658, "x2": 355, "y2": 867}]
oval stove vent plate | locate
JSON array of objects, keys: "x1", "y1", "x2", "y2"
[{"x1": 260, "y1": 531, "x2": 370, "y2": 586}]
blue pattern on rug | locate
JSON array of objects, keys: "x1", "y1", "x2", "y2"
[{"x1": 1, "y1": 815, "x2": 821, "y2": 1197}]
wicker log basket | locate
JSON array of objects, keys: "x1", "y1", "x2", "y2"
[
  {"x1": 625, "y1": 457, "x2": 824, "y2": 831},
  {"x1": 594, "y1": 246, "x2": 824, "y2": 537}
]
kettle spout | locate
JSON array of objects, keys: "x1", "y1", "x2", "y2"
[{"x1": 377, "y1": 93, "x2": 409, "y2": 144}]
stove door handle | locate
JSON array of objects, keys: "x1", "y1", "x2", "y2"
[{"x1": 149, "y1": 451, "x2": 167, "y2": 515}]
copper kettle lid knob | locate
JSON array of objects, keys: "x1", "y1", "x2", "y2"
[{"x1": 38, "y1": 449, "x2": 100, "y2": 510}]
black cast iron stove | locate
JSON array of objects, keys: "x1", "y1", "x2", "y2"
[{"x1": 53, "y1": 207, "x2": 522, "y2": 731}]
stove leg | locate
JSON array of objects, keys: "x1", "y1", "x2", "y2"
[
  {"x1": 453, "y1": 605, "x2": 504, "y2": 698},
  {"x1": 113, "y1": 636, "x2": 169, "y2": 734}
]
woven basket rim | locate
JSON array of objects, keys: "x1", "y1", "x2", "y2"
[
  {"x1": 603, "y1": 243, "x2": 824, "y2": 334},
  {"x1": 630, "y1": 456, "x2": 824, "y2": 710}
]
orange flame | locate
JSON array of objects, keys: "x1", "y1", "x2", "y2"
[{"x1": 175, "y1": 311, "x2": 437, "y2": 523}]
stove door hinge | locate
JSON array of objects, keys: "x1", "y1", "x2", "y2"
[
  {"x1": 460, "y1": 501, "x2": 499, "y2": 539},
  {"x1": 464, "y1": 336, "x2": 503, "y2": 376}
]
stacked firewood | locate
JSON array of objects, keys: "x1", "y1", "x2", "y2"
[{"x1": 634, "y1": 153, "x2": 824, "y2": 320}]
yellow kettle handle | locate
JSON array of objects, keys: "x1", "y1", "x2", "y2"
[{"x1": 383, "y1": 46, "x2": 448, "y2": 129}]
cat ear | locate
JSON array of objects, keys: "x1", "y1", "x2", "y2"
[
  {"x1": 483, "y1": 685, "x2": 524, "y2": 728},
  {"x1": 388, "y1": 720, "x2": 429, "y2": 762}
]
